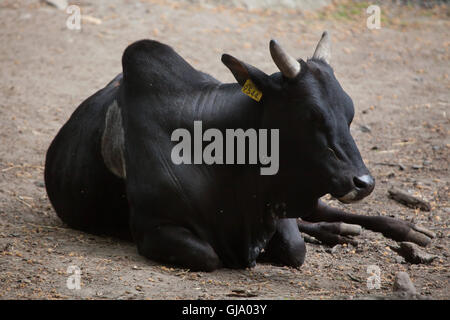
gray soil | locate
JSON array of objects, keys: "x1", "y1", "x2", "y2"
[{"x1": 0, "y1": 0, "x2": 448, "y2": 299}]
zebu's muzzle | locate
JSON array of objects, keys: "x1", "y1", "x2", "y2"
[{"x1": 337, "y1": 174, "x2": 375, "y2": 204}]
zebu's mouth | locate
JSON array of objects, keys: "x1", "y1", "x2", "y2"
[
  {"x1": 333, "y1": 175, "x2": 375, "y2": 204},
  {"x1": 337, "y1": 189, "x2": 360, "y2": 204}
]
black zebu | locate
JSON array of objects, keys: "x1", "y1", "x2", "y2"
[{"x1": 44, "y1": 32, "x2": 434, "y2": 271}]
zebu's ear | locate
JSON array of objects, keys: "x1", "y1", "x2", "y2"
[{"x1": 221, "y1": 54, "x2": 271, "y2": 91}]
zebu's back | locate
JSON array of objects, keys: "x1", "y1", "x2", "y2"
[{"x1": 44, "y1": 75, "x2": 131, "y2": 240}]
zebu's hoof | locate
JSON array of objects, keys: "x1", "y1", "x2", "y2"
[
  {"x1": 375, "y1": 216, "x2": 435, "y2": 247},
  {"x1": 330, "y1": 222, "x2": 362, "y2": 236},
  {"x1": 297, "y1": 221, "x2": 360, "y2": 247},
  {"x1": 403, "y1": 225, "x2": 435, "y2": 247}
]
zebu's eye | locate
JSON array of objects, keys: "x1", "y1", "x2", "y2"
[{"x1": 327, "y1": 146, "x2": 340, "y2": 161}]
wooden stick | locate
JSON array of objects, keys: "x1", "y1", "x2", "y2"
[
  {"x1": 388, "y1": 188, "x2": 431, "y2": 211},
  {"x1": 373, "y1": 162, "x2": 405, "y2": 170}
]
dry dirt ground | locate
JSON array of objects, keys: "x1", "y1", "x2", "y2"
[{"x1": 0, "y1": 0, "x2": 449, "y2": 300}]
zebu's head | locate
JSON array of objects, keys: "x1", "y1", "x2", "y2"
[{"x1": 221, "y1": 31, "x2": 374, "y2": 203}]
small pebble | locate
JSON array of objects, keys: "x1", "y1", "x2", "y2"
[{"x1": 393, "y1": 272, "x2": 417, "y2": 295}]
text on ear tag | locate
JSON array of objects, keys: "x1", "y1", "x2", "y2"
[{"x1": 241, "y1": 79, "x2": 262, "y2": 102}]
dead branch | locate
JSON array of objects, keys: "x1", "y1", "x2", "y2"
[{"x1": 388, "y1": 188, "x2": 431, "y2": 211}]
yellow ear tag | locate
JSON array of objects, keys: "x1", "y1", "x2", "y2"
[{"x1": 241, "y1": 79, "x2": 262, "y2": 102}]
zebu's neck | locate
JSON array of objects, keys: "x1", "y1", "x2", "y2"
[{"x1": 182, "y1": 82, "x2": 264, "y2": 131}]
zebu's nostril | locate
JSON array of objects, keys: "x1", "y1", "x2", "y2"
[
  {"x1": 353, "y1": 175, "x2": 375, "y2": 193},
  {"x1": 338, "y1": 175, "x2": 375, "y2": 203},
  {"x1": 354, "y1": 176, "x2": 367, "y2": 189}
]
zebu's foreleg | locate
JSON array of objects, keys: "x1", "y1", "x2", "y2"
[{"x1": 298, "y1": 200, "x2": 434, "y2": 247}]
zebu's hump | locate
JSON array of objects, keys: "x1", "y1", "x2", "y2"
[{"x1": 122, "y1": 39, "x2": 216, "y2": 91}]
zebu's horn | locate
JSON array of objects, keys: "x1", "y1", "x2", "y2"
[
  {"x1": 269, "y1": 39, "x2": 301, "y2": 79},
  {"x1": 313, "y1": 31, "x2": 331, "y2": 64}
]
